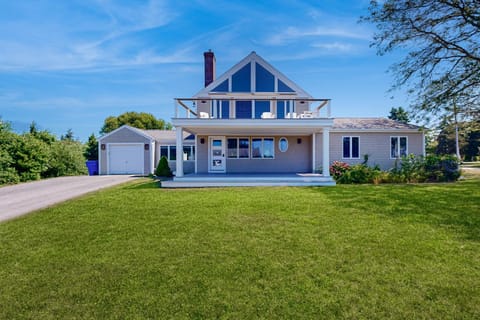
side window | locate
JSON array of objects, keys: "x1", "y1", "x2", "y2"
[{"x1": 343, "y1": 137, "x2": 359, "y2": 159}]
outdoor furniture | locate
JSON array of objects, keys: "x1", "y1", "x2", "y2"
[
  {"x1": 286, "y1": 112, "x2": 297, "y2": 118},
  {"x1": 261, "y1": 112, "x2": 275, "y2": 119}
]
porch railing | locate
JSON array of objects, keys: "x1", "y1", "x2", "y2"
[{"x1": 174, "y1": 98, "x2": 332, "y2": 119}]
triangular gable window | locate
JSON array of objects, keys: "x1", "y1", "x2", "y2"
[
  {"x1": 255, "y1": 63, "x2": 274, "y2": 92},
  {"x1": 278, "y1": 79, "x2": 295, "y2": 92},
  {"x1": 232, "y1": 63, "x2": 251, "y2": 92},
  {"x1": 212, "y1": 79, "x2": 228, "y2": 92}
]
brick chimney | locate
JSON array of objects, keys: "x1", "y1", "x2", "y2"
[{"x1": 204, "y1": 50, "x2": 215, "y2": 87}]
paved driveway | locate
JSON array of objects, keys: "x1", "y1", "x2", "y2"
[{"x1": 0, "y1": 175, "x2": 137, "y2": 223}]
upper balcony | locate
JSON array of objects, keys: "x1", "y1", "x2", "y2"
[{"x1": 174, "y1": 97, "x2": 332, "y2": 120}]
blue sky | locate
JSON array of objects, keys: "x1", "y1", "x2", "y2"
[{"x1": 0, "y1": 0, "x2": 409, "y2": 141}]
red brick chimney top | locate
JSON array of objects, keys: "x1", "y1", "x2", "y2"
[{"x1": 204, "y1": 50, "x2": 215, "y2": 87}]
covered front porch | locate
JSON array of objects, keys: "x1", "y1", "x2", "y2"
[{"x1": 162, "y1": 172, "x2": 335, "y2": 188}]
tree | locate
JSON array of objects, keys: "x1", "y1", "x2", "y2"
[
  {"x1": 100, "y1": 112, "x2": 172, "y2": 134},
  {"x1": 84, "y1": 133, "x2": 98, "y2": 160},
  {"x1": 44, "y1": 140, "x2": 88, "y2": 177},
  {"x1": 362, "y1": 0, "x2": 480, "y2": 119},
  {"x1": 388, "y1": 107, "x2": 409, "y2": 123},
  {"x1": 61, "y1": 129, "x2": 75, "y2": 141}
]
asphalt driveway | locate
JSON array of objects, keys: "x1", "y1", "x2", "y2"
[{"x1": 0, "y1": 175, "x2": 136, "y2": 223}]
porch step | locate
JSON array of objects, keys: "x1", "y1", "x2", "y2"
[{"x1": 161, "y1": 176, "x2": 336, "y2": 188}]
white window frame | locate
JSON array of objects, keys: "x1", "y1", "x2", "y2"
[
  {"x1": 251, "y1": 137, "x2": 275, "y2": 159},
  {"x1": 226, "y1": 137, "x2": 250, "y2": 159},
  {"x1": 342, "y1": 136, "x2": 360, "y2": 159},
  {"x1": 160, "y1": 145, "x2": 195, "y2": 161},
  {"x1": 278, "y1": 137, "x2": 289, "y2": 152},
  {"x1": 390, "y1": 136, "x2": 408, "y2": 159}
]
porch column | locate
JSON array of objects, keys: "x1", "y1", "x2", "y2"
[
  {"x1": 322, "y1": 128, "x2": 330, "y2": 177},
  {"x1": 312, "y1": 133, "x2": 316, "y2": 173},
  {"x1": 176, "y1": 127, "x2": 184, "y2": 177}
]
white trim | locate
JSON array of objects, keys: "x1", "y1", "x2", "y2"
[
  {"x1": 251, "y1": 137, "x2": 275, "y2": 159},
  {"x1": 208, "y1": 136, "x2": 226, "y2": 173},
  {"x1": 195, "y1": 135, "x2": 198, "y2": 173},
  {"x1": 98, "y1": 125, "x2": 154, "y2": 142},
  {"x1": 194, "y1": 52, "x2": 313, "y2": 98},
  {"x1": 331, "y1": 129, "x2": 421, "y2": 133},
  {"x1": 312, "y1": 133, "x2": 316, "y2": 173},
  {"x1": 278, "y1": 137, "x2": 289, "y2": 152},
  {"x1": 341, "y1": 136, "x2": 360, "y2": 160},
  {"x1": 390, "y1": 136, "x2": 409, "y2": 159},
  {"x1": 422, "y1": 131, "x2": 426, "y2": 157},
  {"x1": 150, "y1": 141, "x2": 155, "y2": 174},
  {"x1": 176, "y1": 127, "x2": 184, "y2": 177},
  {"x1": 106, "y1": 143, "x2": 145, "y2": 175},
  {"x1": 322, "y1": 128, "x2": 330, "y2": 177},
  {"x1": 226, "y1": 137, "x2": 250, "y2": 159},
  {"x1": 98, "y1": 140, "x2": 102, "y2": 175}
]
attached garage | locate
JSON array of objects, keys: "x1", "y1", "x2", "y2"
[
  {"x1": 98, "y1": 126, "x2": 155, "y2": 175},
  {"x1": 108, "y1": 144, "x2": 144, "y2": 174},
  {"x1": 98, "y1": 125, "x2": 196, "y2": 175}
]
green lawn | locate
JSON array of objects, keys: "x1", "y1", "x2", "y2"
[{"x1": 1, "y1": 179, "x2": 479, "y2": 319}]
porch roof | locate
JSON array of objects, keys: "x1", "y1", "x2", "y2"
[{"x1": 171, "y1": 118, "x2": 334, "y2": 135}]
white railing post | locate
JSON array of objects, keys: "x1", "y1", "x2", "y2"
[
  {"x1": 327, "y1": 100, "x2": 331, "y2": 118},
  {"x1": 175, "y1": 99, "x2": 179, "y2": 118}
]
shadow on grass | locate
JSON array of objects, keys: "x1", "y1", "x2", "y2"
[
  {"x1": 124, "y1": 180, "x2": 161, "y2": 190},
  {"x1": 307, "y1": 180, "x2": 480, "y2": 242}
]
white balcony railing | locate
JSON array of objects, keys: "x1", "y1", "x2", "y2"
[{"x1": 174, "y1": 98, "x2": 331, "y2": 119}]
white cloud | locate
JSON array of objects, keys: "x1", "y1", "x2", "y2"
[
  {"x1": 311, "y1": 42, "x2": 354, "y2": 52},
  {"x1": 266, "y1": 25, "x2": 371, "y2": 46}
]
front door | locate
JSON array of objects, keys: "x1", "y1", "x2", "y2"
[{"x1": 209, "y1": 136, "x2": 226, "y2": 172}]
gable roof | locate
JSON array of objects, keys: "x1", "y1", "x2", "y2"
[
  {"x1": 332, "y1": 118, "x2": 423, "y2": 131},
  {"x1": 99, "y1": 125, "x2": 155, "y2": 141},
  {"x1": 140, "y1": 129, "x2": 194, "y2": 142},
  {"x1": 194, "y1": 51, "x2": 312, "y2": 98}
]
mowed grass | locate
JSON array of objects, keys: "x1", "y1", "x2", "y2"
[{"x1": 0, "y1": 179, "x2": 479, "y2": 319}]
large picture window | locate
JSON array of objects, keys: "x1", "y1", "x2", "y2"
[
  {"x1": 227, "y1": 138, "x2": 250, "y2": 158},
  {"x1": 343, "y1": 137, "x2": 360, "y2": 159},
  {"x1": 391, "y1": 137, "x2": 407, "y2": 158},
  {"x1": 160, "y1": 145, "x2": 195, "y2": 161},
  {"x1": 251, "y1": 138, "x2": 274, "y2": 159}
]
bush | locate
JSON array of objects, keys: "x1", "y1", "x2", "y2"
[
  {"x1": 334, "y1": 164, "x2": 382, "y2": 184},
  {"x1": 155, "y1": 156, "x2": 173, "y2": 177},
  {"x1": 387, "y1": 154, "x2": 461, "y2": 183},
  {"x1": 330, "y1": 161, "x2": 350, "y2": 180},
  {"x1": 330, "y1": 154, "x2": 461, "y2": 184}
]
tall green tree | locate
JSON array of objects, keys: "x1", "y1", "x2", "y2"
[
  {"x1": 362, "y1": 0, "x2": 480, "y2": 120},
  {"x1": 388, "y1": 107, "x2": 409, "y2": 123},
  {"x1": 84, "y1": 133, "x2": 98, "y2": 160},
  {"x1": 100, "y1": 112, "x2": 172, "y2": 134}
]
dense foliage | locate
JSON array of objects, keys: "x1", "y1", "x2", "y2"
[
  {"x1": 330, "y1": 154, "x2": 461, "y2": 184},
  {"x1": 155, "y1": 156, "x2": 173, "y2": 177},
  {"x1": 84, "y1": 133, "x2": 98, "y2": 160},
  {"x1": 388, "y1": 107, "x2": 409, "y2": 123},
  {"x1": 0, "y1": 120, "x2": 87, "y2": 185},
  {"x1": 362, "y1": 0, "x2": 480, "y2": 120},
  {"x1": 101, "y1": 111, "x2": 172, "y2": 134}
]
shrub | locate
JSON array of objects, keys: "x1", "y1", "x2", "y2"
[
  {"x1": 335, "y1": 164, "x2": 382, "y2": 184},
  {"x1": 330, "y1": 161, "x2": 350, "y2": 180},
  {"x1": 155, "y1": 156, "x2": 173, "y2": 177},
  {"x1": 387, "y1": 154, "x2": 461, "y2": 183}
]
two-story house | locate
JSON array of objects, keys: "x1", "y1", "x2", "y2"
[{"x1": 99, "y1": 51, "x2": 424, "y2": 187}]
